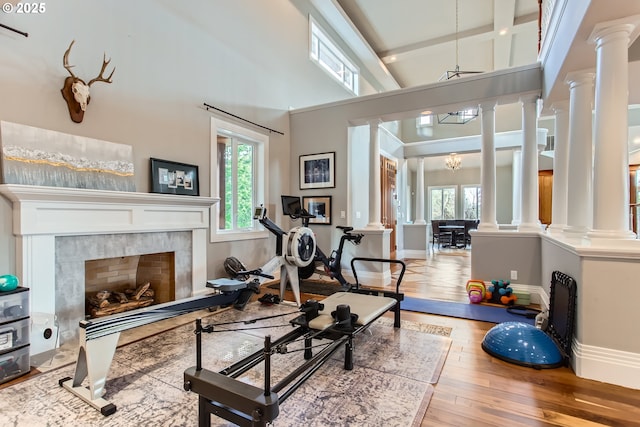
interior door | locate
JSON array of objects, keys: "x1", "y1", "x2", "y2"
[
  {"x1": 381, "y1": 156, "x2": 397, "y2": 257},
  {"x1": 538, "y1": 170, "x2": 553, "y2": 226}
]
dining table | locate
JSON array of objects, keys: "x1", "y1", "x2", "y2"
[{"x1": 438, "y1": 225, "x2": 465, "y2": 248}]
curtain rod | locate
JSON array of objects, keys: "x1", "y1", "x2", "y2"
[
  {"x1": 203, "y1": 103, "x2": 284, "y2": 136},
  {"x1": 0, "y1": 23, "x2": 28, "y2": 37}
]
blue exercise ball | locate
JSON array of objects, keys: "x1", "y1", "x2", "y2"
[
  {"x1": 481, "y1": 321, "x2": 564, "y2": 369},
  {"x1": 0, "y1": 274, "x2": 19, "y2": 292}
]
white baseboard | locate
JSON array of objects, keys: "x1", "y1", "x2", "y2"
[
  {"x1": 399, "y1": 249, "x2": 428, "y2": 259},
  {"x1": 506, "y1": 286, "x2": 640, "y2": 390},
  {"x1": 572, "y1": 339, "x2": 640, "y2": 390}
]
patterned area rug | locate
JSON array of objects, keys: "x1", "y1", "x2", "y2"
[{"x1": 0, "y1": 302, "x2": 452, "y2": 427}]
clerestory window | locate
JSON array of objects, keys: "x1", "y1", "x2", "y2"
[{"x1": 310, "y1": 17, "x2": 359, "y2": 95}]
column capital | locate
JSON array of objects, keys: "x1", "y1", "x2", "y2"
[
  {"x1": 367, "y1": 118, "x2": 382, "y2": 127},
  {"x1": 519, "y1": 94, "x2": 539, "y2": 104},
  {"x1": 589, "y1": 15, "x2": 640, "y2": 46},
  {"x1": 565, "y1": 70, "x2": 595, "y2": 88},
  {"x1": 479, "y1": 101, "x2": 496, "y2": 111}
]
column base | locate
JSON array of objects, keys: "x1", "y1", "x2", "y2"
[
  {"x1": 413, "y1": 219, "x2": 427, "y2": 225},
  {"x1": 546, "y1": 223, "x2": 567, "y2": 234},
  {"x1": 563, "y1": 225, "x2": 590, "y2": 237},
  {"x1": 586, "y1": 228, "x2": 636, "y2": 240},
  {"x1": 365, "y1": 222, "x2": 385, "y2": 230},
  {"x1": 518, "y1": 222, "x2": 544, "y2": 232},
  {"x1": 477, "y1": 222, "x2": 499, "y2": 232}
]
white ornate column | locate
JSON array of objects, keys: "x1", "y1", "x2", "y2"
[
  {"x1": 367, "y1": 120, "x2": 384, "y2": 229},
  {"x1": 414, "y1": 157, "x2": 426, "y2": 225},
  {"x1": 478, "y1": 102, "x2": 499, "y2": 231},
  {"x1": 547, "y1": 101, "x2": 570, "y2": 234},
  {"x1": 564, "y1": 71, "x2": 595, "y2": 237},
  {"x1": 588, "y1": 17, "x2": 640, "y2": 240},
  {"x1": 519, "y1": 95, "x2": 541, "y2": 232}
]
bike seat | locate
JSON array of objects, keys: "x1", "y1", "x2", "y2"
[{"x1": 336, "y1": 226, "x2": 353, "y2": 233}]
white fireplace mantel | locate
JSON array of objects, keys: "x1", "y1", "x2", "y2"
[
  {"x1": 0, "y1": 184, "x2": 219, "y2": 236},
  {"x1": 0, "y1": 184, "x2": 219, "y2": 354}
]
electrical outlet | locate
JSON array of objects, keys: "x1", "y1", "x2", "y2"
[
  {"x1": 510, "y1": 270, "x2": 518, "y2": 281},
  {"x1": 340, "y1": 210, "x2": 346, "y2": 219}
]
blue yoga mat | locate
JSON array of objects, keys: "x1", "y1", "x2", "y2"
[{"x1": 401, "y1": 296, "x2": 535, "y2": 325}]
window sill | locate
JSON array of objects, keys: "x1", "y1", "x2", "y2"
[{"x1": 210, "y1": 229, "x2": 269, "y2": 243}]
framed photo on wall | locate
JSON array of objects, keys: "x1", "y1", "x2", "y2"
[
  {"x1": 302, "y1": 195, "x2": 332, "y2": 225},
  {"x1": 299, "y1": 152, "x2": 335, "y2": 189},
  {"x1": 150, "y1": 158, "x2": 199, "y2": 196}
]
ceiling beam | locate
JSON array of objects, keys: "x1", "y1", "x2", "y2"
[
  {"x1": 380, "y1": 12, "x2": 537, "y2": 65},
  {"x1": 493, "y1": 0, "x2": 517, "y2": 70}
]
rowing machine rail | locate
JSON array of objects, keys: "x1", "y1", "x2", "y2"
[{"x1": 59, "y1": 289, "x2": 245, "y2": 416}]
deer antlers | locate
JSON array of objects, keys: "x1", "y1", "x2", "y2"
[
  {"x1": 62, "y1": 40, "x2": 78, "y2": 80},
  {"x1": 62, "y1": 40, "x2": 115, "y2": 85},
  {"x1": 87, "y1": 53, "x2": 115, "y2": 86},
  {"x1": 61, "y1": 40, "x2": 116, "y2": 123}
]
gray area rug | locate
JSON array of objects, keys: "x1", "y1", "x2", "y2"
[{"x1": 0, "y1": 302, "x2": 452, "y2": 427}]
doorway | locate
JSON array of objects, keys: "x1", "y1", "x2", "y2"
[{"x1": 381, "y1": 156, "x2": 397, "y2": 257}]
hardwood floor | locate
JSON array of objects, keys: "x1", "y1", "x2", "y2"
[
  {"x1": 282, "y1": 248, "x2": 640, "y2": 427},
  {"x1": 4, "y1": 248, "x2": 640, "y2": 426}
]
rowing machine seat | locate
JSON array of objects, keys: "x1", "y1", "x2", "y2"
[{"x1": 206, "y1": 278, "x2": 247, "y2": 292}]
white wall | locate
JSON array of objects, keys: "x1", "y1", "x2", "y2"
[{"x1": 0, "y1": 0, "x2": 379, "y2": 278}]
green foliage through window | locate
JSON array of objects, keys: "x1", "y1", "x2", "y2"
[
  {"x1": 430, "y1": 187, "x2": 456, "y2": 220},
  {"x1": 219, "y1": 138, "x2": 255, "y2": 231}
]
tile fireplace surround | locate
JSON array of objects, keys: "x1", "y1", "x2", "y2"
[{"x1": 0, "y1": 184, "x2": 218, "y2": 355}]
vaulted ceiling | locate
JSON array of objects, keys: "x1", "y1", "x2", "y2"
[{"x1": 337, "y1": 0, "x2": 540, "y2": 89}]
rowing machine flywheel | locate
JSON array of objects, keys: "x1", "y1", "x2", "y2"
[{"x1": 285, "y1": 226, "x2": 316, "y2": 267}]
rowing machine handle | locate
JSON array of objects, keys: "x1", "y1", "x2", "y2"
[{"x1": 237, "y1": 269, "x2": 275, "y2": 280}]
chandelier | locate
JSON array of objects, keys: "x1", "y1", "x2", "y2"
[
  {"x1": 437, "y1": 0, "x2": 482, "y2": 125},
  {"x1": 445, "y1": 153, "x2": 462, "y2": 171}
]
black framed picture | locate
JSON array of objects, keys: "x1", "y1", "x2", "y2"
[
  {"x1": 150, "y1": 158, "x2": 199, "y2": 196},
  {"x1": 299, "y1": 152, "x2": 335, "y2": 189},
  {"x1": 302, "y1": 195, "x2": 332, "y2": 225}
]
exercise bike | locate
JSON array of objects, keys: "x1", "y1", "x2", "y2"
[{"x1": 281, "y1": 195, "x2": 363, "y2": 288}]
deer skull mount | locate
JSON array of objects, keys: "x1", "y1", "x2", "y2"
[{"x1": 61, "y1": 40, "x2": 115, "y2": 123}]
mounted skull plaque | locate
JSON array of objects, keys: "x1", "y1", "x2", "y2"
[{"x1": 61, "y1": 40, "x2": 115, "y2": 123}]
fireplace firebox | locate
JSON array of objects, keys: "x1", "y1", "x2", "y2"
[{"x1": 84, "y1": 252, "x2": 176, "y2": 318}]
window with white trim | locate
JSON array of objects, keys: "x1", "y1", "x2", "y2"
[
  {"x1": 429, "y1": 186, "x2": 456, "y2": 220},
  {"x1": 210, "y1": 117, "x2": 268, "y2": 242},
  {"x1": 310, "y1": 17, "x2": 359, "y2": 95}
]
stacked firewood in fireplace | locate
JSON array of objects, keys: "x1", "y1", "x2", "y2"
[{"x1": 87, "y1": 282, "x2": 155, "y2": 318}]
